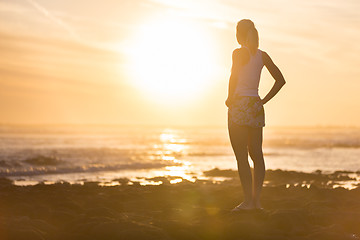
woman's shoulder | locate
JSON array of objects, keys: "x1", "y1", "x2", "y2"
[
  {"x1": 232, "y1": 47, "x2": 250, "y2": 65},
  {"x1": 260, "y1": 49, "x2": 272, "y2": 58},
  {"x1": 232, "y1": 47, "x2": 249, "y2": 56},
  {"x1": 260, "y1": 50, "x2": 273, "y2": 65}
]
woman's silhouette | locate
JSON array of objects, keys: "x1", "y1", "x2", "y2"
[{"x1": 226, "y1": 19, "x2": 286, "y2": 210}]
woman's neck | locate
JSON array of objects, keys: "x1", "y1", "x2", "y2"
[{"x1": 243, "y1": 45, "x2": 257, "y2": 56}]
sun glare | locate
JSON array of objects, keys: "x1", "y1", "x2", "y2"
[{"x1": 128, "y1": 18, "x2": 217, "y2": 105}]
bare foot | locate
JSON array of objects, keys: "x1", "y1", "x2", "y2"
[{"x1": 231, "y1": 201, "x2": 254, "y2": 211}]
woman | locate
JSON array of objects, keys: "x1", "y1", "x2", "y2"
[{"x1": 226, "y1": 19, "x2": 286, "y2": 211}]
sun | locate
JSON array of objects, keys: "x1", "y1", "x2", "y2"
[{"x1": 127, "y1": 18, "x2": 217, "y2": 105}]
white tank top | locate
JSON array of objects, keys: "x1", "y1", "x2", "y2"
[{"x1": 234, "y1": 47, "x2": 264, "y2": 97}]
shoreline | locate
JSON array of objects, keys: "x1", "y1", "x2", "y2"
[
  {"x1": 0, "y1": 170, "x2": 360, "y2": 240},
  {"x1": 5, "y1": 168, "x2": 360, "y2": 190}
]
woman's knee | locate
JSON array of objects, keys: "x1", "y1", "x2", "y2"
[
  {"x1": 236, "y1": 157, "x2": 250, "y2": 168},
  {"x1": 248, "y1": 147, "x2": 263, "y2": 162},
  {"x1": 248, "y1": 144, "x2": 262, "y2": 155},
  {"x1": 235, "y1": 151, "x2": 248, "y2": 163}
]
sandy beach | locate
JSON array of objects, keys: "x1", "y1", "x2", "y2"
[{"x1": 1, "y1": 169, "x2": 359, "y2": 240}]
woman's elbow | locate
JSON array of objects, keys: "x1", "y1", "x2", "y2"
[{"x1": 278, "y1": 79, "x2": 286, "y2": 86}]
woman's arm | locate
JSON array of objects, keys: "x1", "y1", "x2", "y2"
[
  {"x1": 261, "y1": 52, "x2": 286, "y2": 105},
  {"x1": 225, "y1": 48, "x2": 249, "y2": 107}
]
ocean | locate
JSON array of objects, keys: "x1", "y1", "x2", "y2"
[{"x1": 0, "y1": 125, "x2": 360, "y2": 185}]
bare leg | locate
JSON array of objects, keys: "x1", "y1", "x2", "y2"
[
  {"x1": 228, "y1": 123, "x2": 253, "y2": 209},
  {"x1": 248, "y1": 127, "x2": 265, "y2": 209}
]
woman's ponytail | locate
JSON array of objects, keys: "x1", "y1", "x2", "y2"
[{"x1": 246, "y1": 27, "x2": 259, "y2": 54}]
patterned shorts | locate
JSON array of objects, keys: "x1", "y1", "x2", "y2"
[{"x1": 228, "y1": 95, "x2": 265, "y2": 128}]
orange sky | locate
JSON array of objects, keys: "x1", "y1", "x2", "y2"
[{"x1": 1, "y1": 0, "x2": 360, "y2": 127}]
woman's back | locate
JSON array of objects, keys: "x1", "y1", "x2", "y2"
[{"x1": 234, "y1": 47, "x2": 264, "y2": 97}]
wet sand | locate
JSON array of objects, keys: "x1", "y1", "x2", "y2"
[{"x1": 0, "y1": 169, "x2": 360, "y2": 240}]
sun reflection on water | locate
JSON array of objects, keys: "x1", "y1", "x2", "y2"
[
  {"x1": 149, "y1": 129, "x2": 195, "y2": 183},
  {"x1": 170, "y1": 178, "x2": 183, "y2": 184},
  {"x1": 155, "y1": 129, "x2": 188, "y2": 159},
  {"x1": 159, "y1": 132, "x2": 174, "y2": 142}
]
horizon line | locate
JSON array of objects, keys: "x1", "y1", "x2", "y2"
[{"x1": 1, "y1": 122, "x2": 360, "y2": 129}]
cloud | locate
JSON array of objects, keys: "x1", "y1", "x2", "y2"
[
  {"x1": 24, "y1": 0, "x2": 79, "y2": 40},
  {"x1": 0, "y1": 1, "x2": 28, "y2": 13},
  {"x1": 0, "y1": 32, "x2": 126, "y2": 92}
]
